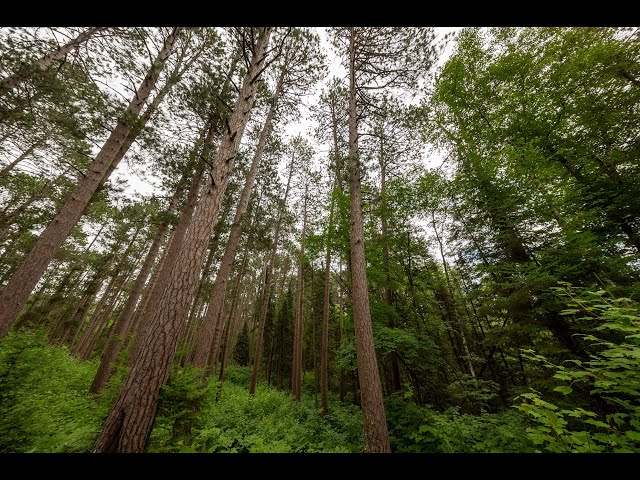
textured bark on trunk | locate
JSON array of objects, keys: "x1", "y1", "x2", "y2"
[
  {"x1": 249, "y1": 151, "x2": 295, "y2": 396},
  {"x1": 181, "y1": 243, "x2": 217, "y2": 365},
  {"x1": 0, "y1": 28, "x2": 180, "y2": 338},
  {"x1": 338, "y1": 261, "x2": 346, "y2": 403},
  {"x1": 193, "y1": 70, "x2": 284, "y2": 370},
  {"x1": 292, "y1": 184, "x2": 308, "y2": 401},
  {"x1": 94, "y1": 29, "x2": 271, "y2": 453},
  {"x1": 207, "y1": 193, "x2": 262, "y2": 369},
  {"x1": 1, "y1": 27, "x2": 106, "y2": 93},
  {"x1": 347, "y1": 27, "x2": 391, "y2": 453},
  {"x1": 89, "y1": 184, "x2": 184, "y2": 394},
  {"x1": 68, "y1": 267, "x2": 112, "y2": 350},
  {"x1": 128, "y1": 160, "x2": 205, "y2": 362},
  {"x1": 128, "y1": 49, "x2": 241, "y2": 360},
  {"x1": 80, "y1": 262, "x2": 140, "y2": 361}
]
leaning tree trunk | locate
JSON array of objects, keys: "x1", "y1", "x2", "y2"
[
  {"x1": 1, "y1": 27, "x2": 106, "y2": 94},
  {"x1": 0, "y1": 28, "x2": 180, "y2": 338},
  {"x1": 346, "y1": 27, "x2": 391, "y2": 453},
  {"x1": 218, "y1": 219, "x2": 255, "y2": 383},
  {"x1": 73, "y1": 226, "x2": 142, "y2": 357},
  {"x1": 0, "y1": 140, "x2": 41, "y2": 177},
  {"x1": 94, "y1": 29, "x2": 272, "y2": 453},
  {"x1": 192, "y1": 70, "x2": 284, "y2": 370}
]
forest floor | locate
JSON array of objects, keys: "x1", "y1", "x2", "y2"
[{"x1": 0, "y1": 329, "x2": 538, "y2": 453}]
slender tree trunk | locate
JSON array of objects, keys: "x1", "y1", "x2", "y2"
[
  {"x1": 249, "y1": 151, "x2": 295, "y2": 396},
  {"x1": 378, "y1": 141, "x2": 401, "y2": 394},
  {"x1": 80, "y1": 264, "x2": 138, "y2": 361},
  {"x1": 94, "y1": 29, "x2": 271, "y2": 453},
  {"x1": 73, "y1": 226, "x2": 141, "y2": 357},
  {"x1": 432, "y1": 211, "x2": 477, "y2": 385},
  {"x1": 320, "y1": 180, "x2": 335, "y2": 415},
  {"x1": 292, "y1": 184, "x2": 308, "y2": 402},
  {"x1": 347, "y1": 27, "x2": 391, "y2": 453},
  {"x1": 338, "y1": 261, "x2": 346, "y2": 403},
  {"x1": 69, "y1": 268, "x2": 112, "y2": 350},
  {"x1": 218, "y1": 239, "x2": 252, "y2": 384},
  {"x1": 0, "y1": 140, "x2": 40, "y2": 177},
  {"x1": 0, "y1": 28, "x2": 180, "y2": 338},
  {"x1": 193, "y1": 70, "x2": 284, "y2": 370},
  {"x1": 1, "y1": 27, "x2": 106, "y2": 94}
]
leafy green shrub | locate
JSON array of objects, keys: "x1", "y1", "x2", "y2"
[
  {"x1": 514, "y1": 285, "x2": 640, "y2": 452},
  {"x1": 386, "y1": 393, "x2": 533, "y2": 452},
  {"x1": 149, "y1": 364, "x2": 365, "y2": 453},
  {"x1": 0, "y1": 330, "x2": 106, "y2": 452}
]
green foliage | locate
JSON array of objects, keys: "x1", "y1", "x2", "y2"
[
  {"x1": 385, "y1": 393, "x2": 534, "y2": 452},
  {"x1": 0, "y1": 330, "x2": 107, "y2": 452},
  {"x1": 514, "y1": 285, "x2": 640, "y2": 452},
  {"x1": 148, "y1": 365, "x2": 364, "y2": 453}
]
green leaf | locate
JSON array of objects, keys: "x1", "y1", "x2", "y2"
[{"x1": 553, "y1": 386, "x2": 573, "y2": 395}]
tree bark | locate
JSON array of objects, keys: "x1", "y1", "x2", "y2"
[
  {"x1": 347, "y1": 27, "x2": 391, "y2": 453},
  {"x1": 218, "y1": 250, "x2": 250, "y2": 384},
  {"x1": 192, "y1": 69, "x2": 283, "y2": 369},
  {"x1": 94, "y1": 29, "x2": 271, "y2": 453},
  {"x1": 73, "y1": 226, "x2": 142, "y2": 357},
  {"x1": 378, "y1": 136, "x2": 401, "y2": 394},
  {"x1": 0, "y1": 28, "x2": 180, "y2": 338}
]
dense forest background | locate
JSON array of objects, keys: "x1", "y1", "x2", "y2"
[{"x1": 0, "y1": 26, "x2": 639, "y2": 453}]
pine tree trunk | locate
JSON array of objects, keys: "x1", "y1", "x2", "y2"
[
  {"x1": 347, "y1": 27, "x2": 391, "y2": 453},
  {"x1": 379, "y1": 143, "x2": 401, "y2": 394},
  {"x1": 320, "y1": 189, "x2": 335, "y2": 415},
  {"x1": 73, "y1": 227, "x2": 141, "y2": 357},
  {"x1": 127, "y1": 48, "x2": 241, "y2": 360},
  {"x1": 94, "y1": 29, "x2": 271, "y2": 453},
  {"x1": 181, "y1": 243, "x2": 217, "y2": 365},
  {"x1": 193, "y1": 72, "x2": 283, "y2": 370},
  {"x1": 1, "y1": 27, "x2": 106, "y2": 94},
  {"x1": 0, "y1": 28, "x2": 180, "y2": 338},
  {"x1": 218, "y1": 245, "x2": 251, "y2": 384},
  {"x1": 0, "y1": 140, "x2": 40, "y2": 177},
  {"x1": 128, "y1": 160, "x2": 205, "y2": 361},
  {"x1": 292, "y1": 185, "x2": 308, "y2": 401}
]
